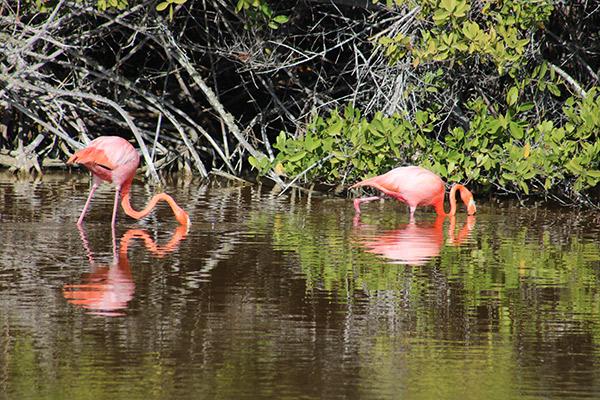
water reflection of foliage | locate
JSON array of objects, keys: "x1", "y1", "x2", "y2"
[
  {"x1": 265, "y1": 208, "x2": 600, "y2": 317},
  {"x1": 260, "y1": 206, "x2": 600, "y2": 397},
  {"x1": 3, "y1": 178, "x2": 600, "y2": 398}
]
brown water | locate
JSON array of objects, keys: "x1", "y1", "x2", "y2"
[{"x1": 1, "y1": 171, "x2": 600, "y2": 400}]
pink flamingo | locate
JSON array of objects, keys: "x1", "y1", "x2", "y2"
[
  {"x1": 67, "y1": 136, "x2": 190, "y2": 228},
  {"x1": 351, "y1": 166, "x2": 476, "y2": 217}
]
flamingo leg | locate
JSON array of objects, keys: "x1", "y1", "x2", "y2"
[
  {"x1": 77, "y1": 182, "x2": 100, "y2": 225},
  {"x1": 353, "y1": 196, "x2": 382, "y2": 213},
  {"x1": 111, "y1": 186, "x2": 121, "y2": 233}
]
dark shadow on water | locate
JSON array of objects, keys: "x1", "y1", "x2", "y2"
[
  {"x1": 63, "y1": 225, "x2": 188, "y2": 316},
  {"x1": 354, "y1": 215, "x2": 476, "y2": 265}
]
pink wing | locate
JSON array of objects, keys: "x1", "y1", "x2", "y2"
[{"x1": 68, "y1": 136, "x2": 140, "y2": 184}]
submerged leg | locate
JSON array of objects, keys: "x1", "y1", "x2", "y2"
[
  {"x1": 77, "y1": 182, "x2": 100, "y2": 225},
  {"x1": 353, "y1": 196, "x2": 382, "y2": 213}
]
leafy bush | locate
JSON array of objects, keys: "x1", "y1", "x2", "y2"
[
  {"x1": 378, "y1": 0, "x2": 554, "y2": 73},
  {"x1": 247, "y1": 0, "x2": 599, "y2": 204},
  {"x1": 262, "y1": 88, "x2": 600, "y2": 201}
]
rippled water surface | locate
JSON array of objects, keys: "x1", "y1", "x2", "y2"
[{"x1": 1, "y1": 172, "x2": 600, "y2": 399}]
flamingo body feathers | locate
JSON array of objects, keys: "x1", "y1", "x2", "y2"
[
  {"x1": 68, "y1": 136, "x2": 139, "y2": 186},
  {"x1": 352, "y1": 166, "x2": 445, "y2": 209},
  {"x1": 67, "y1": 136, "x2": 189, "y2": 227},
  {"x1": 351, "y1": 165, "x2": 476, "y2": 216}
]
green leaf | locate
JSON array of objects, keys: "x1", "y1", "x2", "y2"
[
  {"x1": 509, "y1": 121, "x2": 524, "y2": 139},
  {"x1": 432, "y1": 9, "x2": 451, "y2": 23},
  {"x1": 547, "y1": 83, "x2": 561, "y2": 97},
  {"x1": 322, "y1": 137, "x2": 334, "y2": 152},
  {"x1": 566, "y1": 159, "x2": 583, "y2": 174},
  {"x1": 448, "y1": 161, "x2": 456, "y2": 174},
  {"x1": 288, "y1": 151, "x2": 307, "y2": 162},
  {"x1": 462, "y1": 21, "x2": 478, "y2": 40},
  {"x1": 454, "y1": 0, "x2": 469, "y2": 17},
  {"x1": 305, "y1": 137, "x2": 322, "y2": 152},
  {"x1": 248, "y1": 155, "x2": 260, "y2": 169},
  {"x1": 519, "y1": 180, "x2": 529, "y2": 195},
  {"x1": 332, "y1": 151, "x2": 347, "y2": 160},
  {"x1": 273, "y1": 15, "x2": 289, "y2": 24},
  {"x1": 506, "y1": 86, "x2": 519, "y2": 106},
  {"x1": 156, "y1": 1, "x2": 169, "y2": 11},
  {"x1": 260, "y1": 3, "x2": 272, "y2": 17},
  {"x1": 538, "y1": 62, "x2": 548, "y2": 79},
  {"x1": 235, "y1": 0, "x2": 245, "y2": 12},
  {"x1": 274, "y1": 131, "x2": 287, "y2": 149},
  {"x1": 440, "y1": 0, "x2": 455, "y2": 12},
  {"x1": 517, "y1": 102, "x2": 534, "y2": 113}
]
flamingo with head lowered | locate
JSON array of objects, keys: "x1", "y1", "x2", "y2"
[
  {"x1": 351, "y1": 166, "x2": 476, "y2": 218},
  {"x1": 67, "y1": 136, "x2": 190, "y2": 228}
]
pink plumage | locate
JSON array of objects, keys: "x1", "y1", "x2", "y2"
[
  {"x1": 351, "y1": 165, "x2": 476, "y2": 217},
  {"x1": 68, "y1": 136, "x2": 139, "y2": 186},
  {"x1": 67, "y1": 136, "x2": 189, "y2": 227}
]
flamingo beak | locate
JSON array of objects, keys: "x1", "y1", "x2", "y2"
[{"x1": 467, "y1": 198, "x2": 476, "y2": 215}]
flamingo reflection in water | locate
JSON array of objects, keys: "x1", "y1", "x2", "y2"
[
  {"x1": 63, "y1": 225, "x2": 187, "y2": 316},
  {"x1": 356, "y1": 215, "x2": 475, "y2": 266}
]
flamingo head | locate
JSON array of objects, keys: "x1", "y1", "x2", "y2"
[
  {"x1": 459, "y1": 188, "x2": 476, "y2": 215},
  {"x1": 466, "y1": 198, "x2": 476, "y2": 215}
]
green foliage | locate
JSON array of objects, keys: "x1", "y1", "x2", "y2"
[
  {"x1": 376, "y1": 0, "x2": 553, "y2": 75},
  {"x1": 20, "y1": 0, "x2": 129, "y2": 12},
  {"x1": 249, "y1": 0, "x2": 598, "y2": 201},
  {"x1": 270, "y1": 105, "x2": 432, "y2": 183},
  {"x1": 234, "y1": 0, "x2": 289, "y2": 30},
  {"x1": 439, "y1": 89, "x2": 600, "y2": 195},
  {"x1": 97, "y1": 0, "x2": 128, "y2": 11},
  {"x1": 260, "y1": 84, "x2": 600, "y2": 198},
  {"x1": 20, "y1": 0, "x2": 52, "y2": 12},
  {"x1": 156, "y1": 0, "x2": 187, "y2": 20}
]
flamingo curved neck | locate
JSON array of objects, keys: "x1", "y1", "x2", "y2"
[
  {"x1": 120, "y1": 190, "x2": 189, "y2": 225},
  {"x1": 436, "y1": 184, "x2": 466, "y2": 216}
]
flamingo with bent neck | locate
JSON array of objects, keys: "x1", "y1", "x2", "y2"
[
  {"x1": 351, "y1": 166, "x2": 476, "y2": 218},
  {"x1": 67, "y1": 136, "x2": 190, "y2": 228}
]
